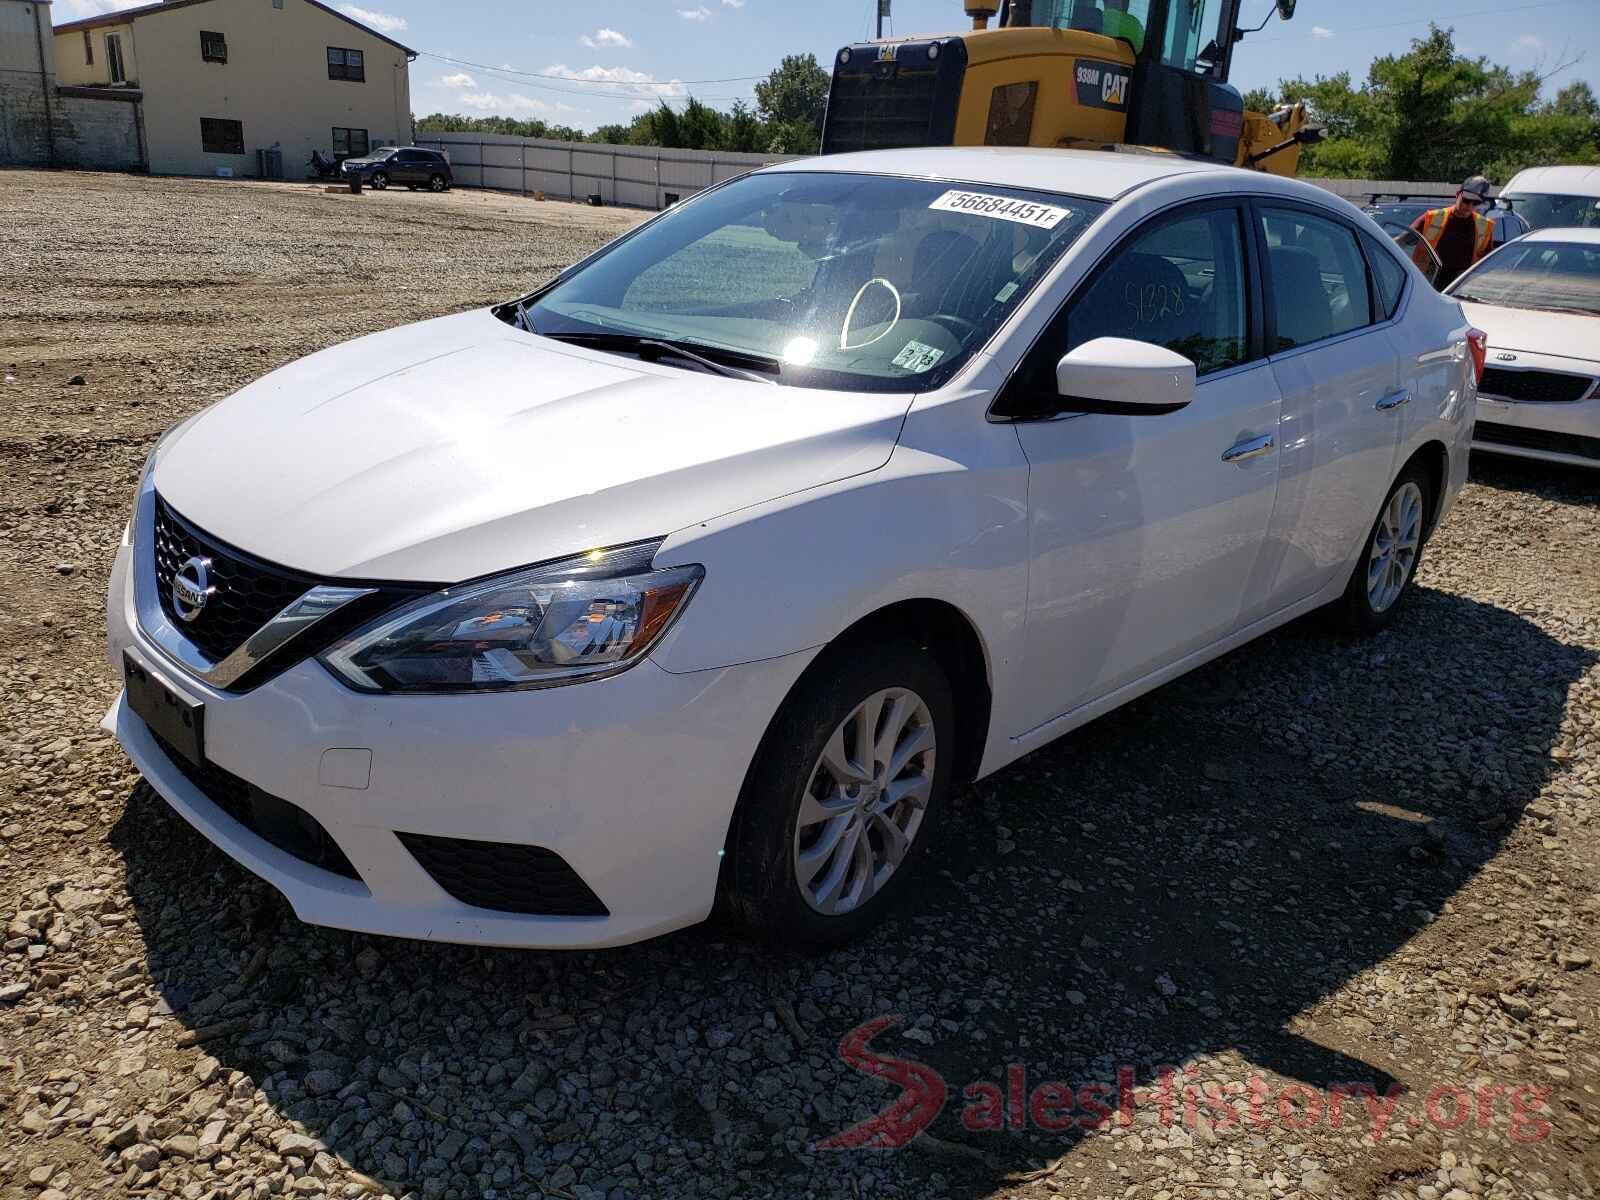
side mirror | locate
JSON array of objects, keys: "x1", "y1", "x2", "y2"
[
  {"x1": 1053, "y1": 337, "x2": 1195, "y2": 416},
  {"x1": 1276, "y1": 0, "x2": 1296, "y2": 19}
]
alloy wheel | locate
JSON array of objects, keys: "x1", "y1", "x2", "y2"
[
  {"x1": 792, "y1": 687, "x2": 936, "y2": 916},
  {"x1": 370, "y1": 172, "x2": 388, "y2": 190},
  {"x1": 430, "y1": 175, "x2": 446, "y2": 192},
  {"x1": 1367, "y1": 481, "x2": 1423, "y2": 613}
]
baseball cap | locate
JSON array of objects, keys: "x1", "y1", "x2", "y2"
[{"x1": 1460, "y1": 175, "x2": 1491, "y2": 202}]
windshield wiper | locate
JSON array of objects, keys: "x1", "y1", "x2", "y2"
[
  {"x1": 513, "y1": 298, "x2": 536, "y2": 333},
  {"x1": 545, "y1": 331, "x2": 780, "y2": 385}
]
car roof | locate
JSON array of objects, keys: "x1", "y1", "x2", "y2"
[
  {"x1": 1516, "y1": 226, "x2": 1600, "y2": 245},
  {"x1": 758, "y1": 147, "x2": 1245, "y2": 201},
  {"x1": 1503, "y1": 165, "x2": 1600, "y2": 196}
]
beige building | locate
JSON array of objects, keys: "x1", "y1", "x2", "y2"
[{"x1": 52, "y1": 0, "x2": 413, "y2": 177}]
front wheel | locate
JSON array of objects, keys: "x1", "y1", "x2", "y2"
[
  {"x1": 369, "y1": 171, "x2": 388, "y2": 190},
  {"x1": 722, "y1": 641, "x2": 953, "y2": 947},
  {"x1": 1333, "y1": 465, "x2": 1432, "y2": 633}
]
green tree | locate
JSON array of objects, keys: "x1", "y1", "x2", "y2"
[
  {"x1": 1263, "y1": 26, "x2": 1600, "y2": 179},
  {"x1": 755, "y1": 53, "x2": 830, "y2": 132}
]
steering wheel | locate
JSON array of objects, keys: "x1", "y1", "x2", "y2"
[{"x1": 840, "y1": 278, "x2": 902, "y2": 351}]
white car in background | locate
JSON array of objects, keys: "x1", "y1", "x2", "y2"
[
  {"x1": 106, "y1": 148, "x2": 1481, "y2": 950},
  {"x1": 1497, "y1": 166, "x2": 1600, "y2": 232},
  {"x1": 1448, "y1": 227, "x2": 1600, "y2": 469}
]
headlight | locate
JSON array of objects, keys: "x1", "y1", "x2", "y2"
[{"x1": 319, "y1": 541, "x2": 703, "y2": 694}]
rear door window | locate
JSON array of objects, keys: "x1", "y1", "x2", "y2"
[{"x1": 1260, "y1": 207, "x2": 1375, "y2": 350}]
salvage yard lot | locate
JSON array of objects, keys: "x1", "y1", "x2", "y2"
[{"x1": 2, "y1": 168, "x2": 1599, "y2": 1200}]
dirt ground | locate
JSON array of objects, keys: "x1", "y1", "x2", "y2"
[{"x1": 1, "y1": 168, "x2": 1598, "y2": 1200}]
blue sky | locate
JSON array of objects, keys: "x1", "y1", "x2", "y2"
[{"x1": 58, "y1": 0, "x2": 1600, "y2": 132}]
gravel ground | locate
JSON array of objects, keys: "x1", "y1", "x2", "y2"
[{"x1": 2, "y1": 168, "x2": 1599, "y2": 1200}]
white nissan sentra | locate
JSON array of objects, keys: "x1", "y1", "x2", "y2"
[{"x1": 105, "y1": 149, "x2": 1482, "y2": 949}]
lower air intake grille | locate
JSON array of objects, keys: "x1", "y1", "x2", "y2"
[
  {"x1": 1475, "y1": 421, "x2": 1600, "y2": 461},
  {"x1": 1479, "y1": 368, "x2": 1595, "y2": 404},
  {"x1": 397, "y1": 833, "x2": 609, "y2": 916},
  {"x1": 147, "y1": 731, "x2": 361, "y2": 880}
]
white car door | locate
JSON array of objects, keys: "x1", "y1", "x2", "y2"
[
  {"x1": 1250, "y1": 203, "x2": 1404, "y2": 611},
  {"x1": 995, "y1": 200, "x2": 1284, "y2": 736}
]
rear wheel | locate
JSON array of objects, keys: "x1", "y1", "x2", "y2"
[
  {"x1": 428, "y1": 173, "x2": 448, "y2": 192},
  {"x1": 369, "y1": 171, "x2": 388, "y2": 190},
  {"x1": 1333, "y1": 464, "x2": 1432, "y2": 633},
  {"x1": 722, "y1": 641, "x2": 952, "y2": 947}
]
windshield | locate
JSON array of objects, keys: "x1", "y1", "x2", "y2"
[
  {"x1": 1499, "y1": 191, "x2": 1600, "y2": 231},
  {"x1": 526, "y1": 172, "x2": 1107, "y2": 392},
  {"x1": 1449, "y1": 240, "x2": 1600, "y2": 315}
]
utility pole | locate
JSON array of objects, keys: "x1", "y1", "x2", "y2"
[{"x1": 876, "y1": 0, "x2": 889, "y2": 38}]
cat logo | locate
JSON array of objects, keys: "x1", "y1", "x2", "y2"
[
  {"x1": 879, "y1": 42, "x2": 897, "y2": 61},
  {"x1": 1072, "y1": 59, "x2": 1131, "y2": 112}
]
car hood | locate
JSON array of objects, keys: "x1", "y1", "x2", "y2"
[
  {"x1": 1457, "y1": 300, "x2": 1600, "y2": 365},
  {"x1": 152, "y1": 310, "x2": 910, "y2": 582}
]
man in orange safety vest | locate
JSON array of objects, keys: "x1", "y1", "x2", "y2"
[{"x1": 1410, "y1": 175, "x2": 1495, "y2": 289}]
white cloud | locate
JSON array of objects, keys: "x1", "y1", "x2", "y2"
[
  {"x1": 338, "y1": 5, "x2": 408, "y2": 34},
  {"x1": 541, "y1": 62, "x2": 688, "y2": 101},
  {"x1": 678, "y1": 6, "x2": 712, "y2": 20},
  {"x1": 451, "y1": 90, "x2": 576, "y2": 117},
  {"x1": 54, "y1": 0, "x2": 145, "y2": 17},
  {"x1": 722, "y1": 0, "x2": 746, "y2": 7},
  {"x1": 1311, "y1": 25, "x2": 1333, "y2": 38},
  {"x1": 581, "y1": 28, "x2": 634, "y2": 49},
  {"x1": 438, "y1": 72, "x2": 477, "y2": 89},
  {"x1": 1513, "y1": 33, "x2": 1545, "y2": 51}
]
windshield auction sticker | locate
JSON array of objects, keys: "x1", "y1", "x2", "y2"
[{"x1": 928, "y1": 190, "x2": 1072, "y2": 229}]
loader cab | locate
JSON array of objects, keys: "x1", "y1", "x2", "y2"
[{"x1": 821, "y1": 0, "x2": 1285, "y2": 165}]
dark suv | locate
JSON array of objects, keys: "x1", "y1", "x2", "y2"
[{"x1": 341, "y1": 146, "x2": 452, "y2": 192}]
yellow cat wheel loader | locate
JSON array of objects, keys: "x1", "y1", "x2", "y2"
[{"x1": 820, "y1": 0, "x2": 1318, "y2": 175}]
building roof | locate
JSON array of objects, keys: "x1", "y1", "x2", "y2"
[{"x1": 52, "y1": 0, "x2": 417, "y2": 56}]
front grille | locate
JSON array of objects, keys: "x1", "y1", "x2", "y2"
[
  {"x1": 1479, "y1": 367, "x2": 1595, "y2": 404},
  {"x1": 1474, "y1": 421, "x2": 1600, "y2": 461},
  {"x1": 146, "y1": 731, "x2": 362, "y2": 880},
  {"x1": 153, "y1": 496, "x2": 321, "y2": 664},
  {"x1": 397, "y1": 833, "x2": 609, "y2": 917}
]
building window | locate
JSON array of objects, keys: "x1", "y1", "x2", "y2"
[
  {"x1": 83, "y1": 29, "x2": 93, "y2": 65},
  {"x1": 106, "y1": 34, "x2": 126, "y2": 83},
  {"x1": 200, "y1": 30, "x2": 228, "y2": 63},
  {"x1": 327, "y1": 46, "x2": 365, "y2": 82},
  {"x1": 200, "y1": 117, "x2": 244, "y2": 155},
  {"x1": 331, "y1": 127, "x2": 369, "y2": 159}
]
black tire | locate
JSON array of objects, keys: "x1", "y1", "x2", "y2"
[
  {"x1": 721, "y1": 640, "x2": 954, "y2": 947},
  {"x1": 1332, "y1": 462, "x2": 1433, "y2": 633},
  {"x1": 428, "y1": 173, "x2": 448, "y2": 192},
  {"x1": 369, "y1": 171, "x2": 388, "y2": 190}
]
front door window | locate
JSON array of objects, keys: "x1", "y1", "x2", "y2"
[{"x1": 1159, "y1": 0, "x2": 1226, "y2": 74}]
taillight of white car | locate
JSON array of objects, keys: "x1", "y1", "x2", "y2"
[{"x1": 1466, "y1": 327, "x2": 1488, "y2": 384}]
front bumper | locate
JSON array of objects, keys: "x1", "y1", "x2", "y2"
[
  {"x1": 105, "y1": 541, "x2": 814, "y2": 947},
  {"x1": 1472, "y1": 353, "x2": 1600, "y2": 469}
]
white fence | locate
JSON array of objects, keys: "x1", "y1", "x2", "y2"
[
  {"x1": 412, "y1": 133, "x2": 790, "y2": 210},
  {"x1": 412, "y1": 130, "x2": 1474, "y2": 213}
]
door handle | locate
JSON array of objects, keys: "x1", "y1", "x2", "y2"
[
  {"x1": 1222, "y1": 433, "x2": 1274, "y2": 464},
  {"x1": 1376, "y1": 388, "x2": 1412, "y2": 411}
]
